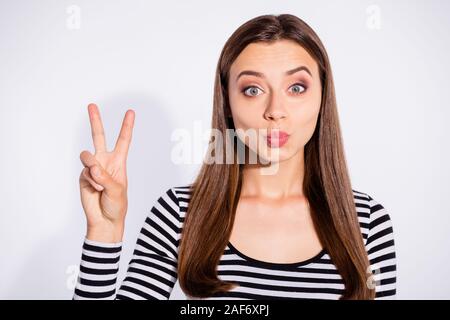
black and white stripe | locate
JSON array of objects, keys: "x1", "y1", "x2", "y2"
[{"x1": 74, "y1": 185, "x2": 396, "y2": 300}]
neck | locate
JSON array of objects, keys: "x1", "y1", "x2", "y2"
[{"x1": 240, "y1": 149, "x2": 305, "y2": 200}]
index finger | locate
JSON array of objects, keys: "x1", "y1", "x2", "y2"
[
  {"x1": 114, "y1": 109, "x2": 135, "y2": 156},
  {"x1": 88, "y1": 103, "x2": 107, "y2": 153}
]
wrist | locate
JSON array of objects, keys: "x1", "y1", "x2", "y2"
[{"x1": 86, "y1": 223, "x2": 124, "y2": 243}]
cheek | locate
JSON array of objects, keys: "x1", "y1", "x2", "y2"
[
  {"x1": 233, "y1": 115, "x2": 251, "y2": 129},
  {"x1": 294, "y1": 83, "x2": 321, "y2": 123},
  {"x1": 230, "y1": 104, "x2": 258, "y2": 131},
  {"x1": 292, "y1": 104, "x2": 321, "y2": 143},
  {"x1": 228, "y1": 88, "x2": 261, "y2": 125}
]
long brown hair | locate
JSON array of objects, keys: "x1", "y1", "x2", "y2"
[{"x1": 178, "y1": 14, "x2": 375, "y2": 300}]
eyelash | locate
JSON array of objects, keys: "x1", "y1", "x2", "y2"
[{"x1": 241, "y1": 83, "x2": 307, "y2": 97}]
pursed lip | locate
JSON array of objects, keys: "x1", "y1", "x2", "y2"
[
  {"x1": 266, "y1": 130, "x2": 290, "y2": 140},
  {"x1": 265, "y1": 130, "x2": 290, "y2": 147}
]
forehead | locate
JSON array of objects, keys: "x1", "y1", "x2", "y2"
[{"x1": 230, "y1": 39, "x2": 319, "y2": 78}]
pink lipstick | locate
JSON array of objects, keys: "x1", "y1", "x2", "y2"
[{"x1": 266, "y1": 130, "x2": 289, "y2": 148}]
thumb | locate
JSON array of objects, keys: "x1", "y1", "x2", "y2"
[{"x1": 90, "y1": 165, "x2": 122, "y2": 196}]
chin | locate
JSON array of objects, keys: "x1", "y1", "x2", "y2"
[
  {"x1": 261, "y1": 153, "x2": 290, "y2": 164},
  {"x1": 253, "y1": 147, "x2": 292, "y2": 165}
]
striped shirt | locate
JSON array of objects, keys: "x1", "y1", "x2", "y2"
[{"x1": 73, "y1": 185, "x2": 397, "y2": 300}]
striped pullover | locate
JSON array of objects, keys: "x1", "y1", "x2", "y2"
[{"x1": 74, "y1": 185, "x2": 397, "y2": 300}]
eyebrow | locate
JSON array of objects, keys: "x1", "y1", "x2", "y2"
[{"x1": 235, "y1": 65, "x2": 313, "y2": 82}]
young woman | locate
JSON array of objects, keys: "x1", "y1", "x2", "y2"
[{"x1": 75, "y1": 14, "x2": 396, "y2": 300}]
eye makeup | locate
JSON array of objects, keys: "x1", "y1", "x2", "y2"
[{"x1": 239, "y1": 80, "x2": 309, "y2": 97}]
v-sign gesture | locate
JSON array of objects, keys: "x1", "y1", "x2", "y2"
[{"x1": 79, "y1": 103, "x2": 135, "y2": 243}]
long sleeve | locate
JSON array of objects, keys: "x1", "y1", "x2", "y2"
[
  {"x1": 365, "y1": 195, "x2": 397, "y2": 299},
  {"x1": 73, "y1": 187, "x2": 181, "y2": 300},
  {"x1": 73, "y1": 238, "x2": 122, "y2": 299}
]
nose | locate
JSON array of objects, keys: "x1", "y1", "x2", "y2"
[{"x1": 263, "y1": 94, "x2": 287, "y2": 122}]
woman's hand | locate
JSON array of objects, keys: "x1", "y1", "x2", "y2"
[{"x1": 79, "y1": 103, "x2": 135, "y2": 243}]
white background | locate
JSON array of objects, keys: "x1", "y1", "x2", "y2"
[{"x1": 0, "y1": 0, "x2": 449, "y2": 299}]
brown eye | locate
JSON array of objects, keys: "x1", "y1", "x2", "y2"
[{"x1": 242, "y1": 86, "x2": 263, "y2": 97}]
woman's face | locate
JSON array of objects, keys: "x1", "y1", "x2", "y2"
[{"x1": 228, "y1": 39, "x2": 322, "y2": 164}]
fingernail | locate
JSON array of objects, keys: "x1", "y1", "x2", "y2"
[{"x1": 91, "y1": 166, "x2": 101, "y2": 177}]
